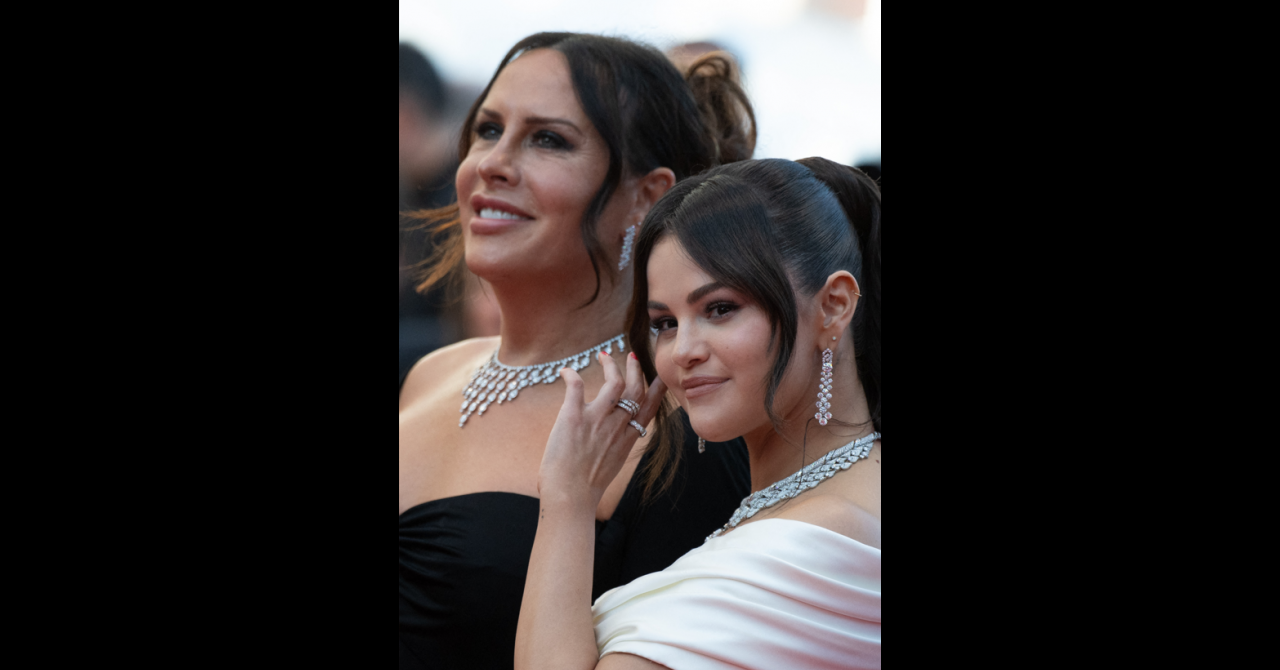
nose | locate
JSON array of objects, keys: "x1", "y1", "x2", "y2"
[
  {"x1": 475, "y1": 136, "x2": 520, "y2": 188},
  {"x1": 670, "y1": 320, "x2": 709, "y2": 370}
]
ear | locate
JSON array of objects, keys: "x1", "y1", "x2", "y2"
[
  {"x1": 624, "y1": 167, "x2": 676, "y2": 231},
  {"x1": 814, "y1": 271, "x2": 860, "y2": 348}
]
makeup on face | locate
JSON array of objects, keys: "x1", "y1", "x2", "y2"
[
  {"x1": 454, "y1": 49, "x2": 610, "y2": 273},
  {"x1": 645, "y1": 238, "x2": 776, "y2": 441}
]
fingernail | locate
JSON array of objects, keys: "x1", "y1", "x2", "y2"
[{"x1": 629, "y1": 352, "x2": 637, "y2": 360}]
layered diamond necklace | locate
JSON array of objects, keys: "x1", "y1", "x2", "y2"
[
  {"x1": 459, "y1": 334, "x2": 626, "y2": 427},
  {"x1": 707, "y1": 431, "x2": 881, "y2": 540}
]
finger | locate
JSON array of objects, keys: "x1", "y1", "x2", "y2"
[
  {"x1": 623, "y1": 352, "x2": 644, "y2": 406},
  {"x1": 638, "y1": 375, "x2": 668, "y2": 426},
  {"x1": 592, "y1": 350, "x2": 625, "y2": 412},
  {"x1": 559, "y1": 367, "x2": 585, "y2": 414}
]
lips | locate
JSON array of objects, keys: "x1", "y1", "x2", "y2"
[
  {"x1": 682, "y1": 376, "x2": 727, "y2": 399},
  {"x1": 468, "y1": 195, "x2": 533, "y2": 235},
  {"x1": 470, "y1": 195, "x2": 533, "y2": 220}
]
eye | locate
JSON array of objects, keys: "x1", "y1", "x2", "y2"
[
  {"x1": 532, "y1": 130, "x2": 570, "y2": 150},
  {"x1": 475, "y1": 122, "x2": 502, "y2": 141},
  {"x1": 650, "y1": 316, "x2": 677, "y2": 334},
  {"x1": 707, "y1": 301, "x2": 739, "y2": 319}
]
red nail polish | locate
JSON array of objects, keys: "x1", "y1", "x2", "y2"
[{"x1": 629, "y1": 352, "x2": 637, "y2": 360}]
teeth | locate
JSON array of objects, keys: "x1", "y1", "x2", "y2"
[{"x1": 479, "y1": 208, "x2": 529, "y2": 220}]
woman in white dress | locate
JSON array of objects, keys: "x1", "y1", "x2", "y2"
[{"x1": 515, "y1": 157, "x2": 882, "y2": 670}]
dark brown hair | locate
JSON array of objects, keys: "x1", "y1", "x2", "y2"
[
  {"x1": 406, "y1": 32, "x2": 756, "y2": 304},
  {"x1": 628, "y1": 158, "x2": 882, "y2": 500}
]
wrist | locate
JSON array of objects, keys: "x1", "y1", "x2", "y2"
[{"x1": 538, "y1": 487, "x2": 600, "y2": 515}]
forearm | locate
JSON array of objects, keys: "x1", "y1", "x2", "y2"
[{"x1": 514, "y1": 493, "x2": 601, "y2": 670}]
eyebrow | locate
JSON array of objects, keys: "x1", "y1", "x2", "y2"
[
  {"x1": 647, "y1": 281, "x2": 727, "y2": 311},
  {"x1": 477, "y1": 108, "x2": 581, "y2": 132}
]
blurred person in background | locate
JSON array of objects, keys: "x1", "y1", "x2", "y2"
[
  {"x1": 399, "y1": 43, "x2": 455, "y2": 212},
  {"x1": 400, "y1": 44, "x2": 463, "y2": 381},
  {"x1": 399, "y1": 32, "x2": 757, "y2": 670}
]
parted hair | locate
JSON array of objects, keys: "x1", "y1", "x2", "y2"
[
  {"x1": 628, "y1": 157, "x2": 882, "y2": 500},
  {"x1": 407, "y1": 32, "x2": 756, "y2": 303}
]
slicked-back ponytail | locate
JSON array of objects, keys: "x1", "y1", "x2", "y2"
[
  {"x1": 797, "y1": 158, "x2": 881, "y2": 435},
  {"x1": 630, "y1": 158, "x2": 882, "y2": 502}
]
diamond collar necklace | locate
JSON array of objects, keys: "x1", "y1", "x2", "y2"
[
  {"x1": 459, "y1": 334, "x2": 626, "y2": 427},
  {"x1": 707, "y1": 431, "x2": 881, "y2": 540}
]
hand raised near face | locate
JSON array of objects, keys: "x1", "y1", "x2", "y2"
[{"x1": 538, "y1": 351, "x2": 667, "y2": 510}]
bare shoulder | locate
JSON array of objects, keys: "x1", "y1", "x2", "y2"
[
  {"x1": 598, "y1": 652, "x2": 671, "y2": 670},
  {"x1": 772, "y1": 442, "x2": 881, "y2": 549},
  {"x1": 773, "y1": 493, "x2": 881, "y2": 549},
  {"x1": 399, "y1": 336, "x2": 499, "y2": 411}
]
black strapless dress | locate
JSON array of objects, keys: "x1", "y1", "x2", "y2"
[{"x1": 399, "y1": 404, "x2": 749, "y2": 670}]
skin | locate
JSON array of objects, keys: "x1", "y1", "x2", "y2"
[
  {"x1": 514, "y1": 237, "x2": 881, "y2": 670},
  {"x1": 398, "y1": 47, "x2": 675, "y2": 524}
]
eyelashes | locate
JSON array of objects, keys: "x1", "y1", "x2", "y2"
[
  {"x1": 472, "y1": 123, "x2": 572, "y2": 150},
  {"x1": 650, "y1": 317, "x2": 675, "y2": 335},
  {"x1": 648, "y1": 301, "x2": 740, "y2": 336},
  {"x1": 532, "y1": 131, "x2": 570, "y2": 150},
  {"x1": 707, "y1": 301, "x2": 738, "y2": 317}
]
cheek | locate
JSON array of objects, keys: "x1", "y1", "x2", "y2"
[
  {"x1": 539, "y1": 173, "x2": 595, "y2": 224},
  {"x1": 724, "y1": 320, "x2": 773, "y2": 378},
  {"x1": 653, "y1": 342, "x2": 681, "y2": 401},
  {"x1": 767, "y1": 343, "x2": 823, "y2": 420},
  {"x1": 455, "y1": 156, "x2": 479, "y2": 216},
  {"x1": 720, "y1": 317, "x2": 779, "y2": 414}
]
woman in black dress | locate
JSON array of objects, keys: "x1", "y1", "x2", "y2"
[{"x1": 399, "y1": 32, "x2": 757, "y2": 669}]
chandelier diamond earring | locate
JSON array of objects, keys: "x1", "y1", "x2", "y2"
[
  {"x1": 618, "y1": 224, "x2": 638, "y2": 271},
  {"x1": 816, "y1": 345, "x2": 834, "y2": 426}
]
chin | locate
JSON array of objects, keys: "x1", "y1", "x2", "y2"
[
  {"x1": 685, "y1": 407, "x2": 743, "y2": 443},
  {"x1": 463, "y1": 244, "x2": 518, "y2": 279}
]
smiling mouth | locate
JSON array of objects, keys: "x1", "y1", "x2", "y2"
[
  {"x1": 684, "y1": 380, "x2": 726, "y2": 399},
  {"x1": 477, "y1": 208, "x2": 532, "y2": 220}
]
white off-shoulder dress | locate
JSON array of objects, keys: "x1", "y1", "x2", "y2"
[{"x1": 592, "y1": 518, "x2": 881, "y2": 669}]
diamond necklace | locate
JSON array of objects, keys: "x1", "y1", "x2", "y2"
[
  {"x1": 458, "y1": 334, "x2": 626, "y2": 428},
  {"x1": 707, "y1": 431, "x2": 881, "y2": 540}
]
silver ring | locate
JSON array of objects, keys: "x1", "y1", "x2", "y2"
[
  {"x1": 628, "y1": 420, "x2": 647, "y2": 438},
  {"x1": 616, "y1": 398, "x2": 640, "y2": 418}
]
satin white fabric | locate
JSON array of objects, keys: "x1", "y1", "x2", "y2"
[{"x1": 592, "y1": 519, "x2": 881, "y2": 669}]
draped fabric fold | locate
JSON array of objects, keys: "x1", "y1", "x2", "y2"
[{"x1": 592, "y1": 519, "x2": 881, "y2": 670}]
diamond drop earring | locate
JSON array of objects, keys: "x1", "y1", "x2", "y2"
[
  {"x1": 816, "y1": 340, "x2": 835, "y2": 426},
  {"x1": 698, "y1": 436, "x2": 706, "y2": 454},
  {"x1": 618, "y1": 224, "x2": 638, "y2": 271}
]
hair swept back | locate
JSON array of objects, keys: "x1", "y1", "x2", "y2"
[
  {"x1": 404, "y1": 33, "x2": 755, "y2": 310},
  {"x1": 627, "y1": 157, "x2": 881, "y2": 501}
]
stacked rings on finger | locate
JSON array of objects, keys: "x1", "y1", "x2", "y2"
[
  {"x1": 616, "y1": 398, "x2": 640, "y2": 418},
  {"x1": 628, "y1": 420, "x2": 647, "y2": 437}
]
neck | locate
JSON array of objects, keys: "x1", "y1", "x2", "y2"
[
  {"x1": 485, "y1": 265, "x2": 633, "y2": 367},
  {"x1": 739, "y1": 342, "x2": 875, "y2": 493}
]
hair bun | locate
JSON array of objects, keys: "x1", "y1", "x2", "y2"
[{"x1": 684, "y1": 52, "x2": 757, "y2": 166}]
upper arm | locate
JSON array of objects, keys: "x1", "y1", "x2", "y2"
[{"x1": 597, "y1": 652, "x2": 670, "y2": 670}]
